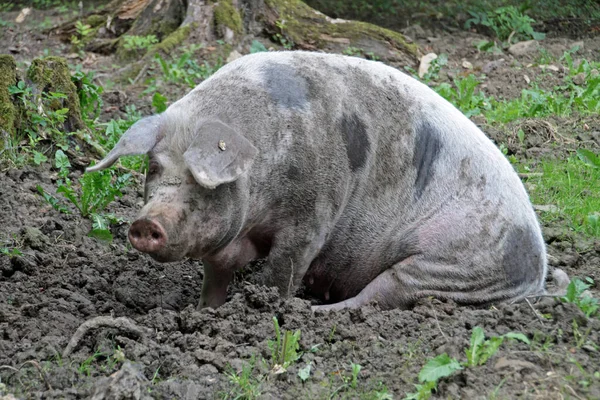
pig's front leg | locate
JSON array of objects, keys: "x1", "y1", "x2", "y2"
[
  {"x1": 259, "y1": 227, "x2": 326, "y2": 297},
  {"x1": 198, "y1": 237, "x2": 260, "y2": 309}
]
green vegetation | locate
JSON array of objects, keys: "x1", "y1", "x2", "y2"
[
  {"x1": 267, "y1": 316, "x2": 302, "y2": 372},
  {"x1": 523, "y1": 155, "x2": 600, "y2": 236},
  {"x1": 465, "y1": 6, "x2": 545, "y2": 44},
  {"x1": 153, "y1": 52, "x2": 223, "y2": 88},
  {"x1": 561, "y1": 278, "x2": 599, "y2": 318},
  {"x1": 70, "y1": 21, "x2": 93, "y2": 54},
  {"x1": 37, "y1": 150, "x2": 131, "y2": 241},
  {"x1": 122, "y1": 35, "x2": 159, "y2": 51},
  {"x1": 405, "y1": 327, "x2": 529, "y2": 400}
]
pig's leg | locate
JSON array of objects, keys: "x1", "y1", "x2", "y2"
[
  {"x1": 199, "y1": 262, "x2": 233, "y2": 309},
  {"x1": 312, "y1": 255, "x2": 538, "y2": 312},
  {"x1": 198, "y1": 237, "x2": 261, "y2": 309},
  {"x1": 260, "y1": 227, "x2": 327, "y2": 297}
]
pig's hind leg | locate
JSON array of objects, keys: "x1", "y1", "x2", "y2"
[{"x1": 312, "y1": 255, "x2": 543, "y2": 312}]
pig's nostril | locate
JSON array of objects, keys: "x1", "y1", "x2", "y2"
[
  {"x1": 129, "y1": 219, "x2": 167, "y2": 253},
  {"x1": 131, "y1": 230, "x2": 141, "y2": 239},
  {"x1": 152, "y1": 232, "x2": 161, "y2": 240}
]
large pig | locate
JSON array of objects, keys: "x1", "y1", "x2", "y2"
[{"x1": 87, "y1": 51, "x2": 547, "y2": 311}]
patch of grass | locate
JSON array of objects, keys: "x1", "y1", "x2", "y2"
[
  {"x1": 223, "y1": 355, "x2": 263, "y2": 400},
  {"x1": 523, "y1": 155, "x2": 600, "y2": 237}
]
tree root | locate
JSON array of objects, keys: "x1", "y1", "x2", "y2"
[{"x1": 63, "y1": 316, "x2": 151, "y2": 358}]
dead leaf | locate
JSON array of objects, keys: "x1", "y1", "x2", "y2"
[{"x1": 15, "y1": 8, "x2": 32, "y2": 24}]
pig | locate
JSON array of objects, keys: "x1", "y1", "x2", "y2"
[{"x1": 87, "y1": 51, "x2": 548, "y2": 311}]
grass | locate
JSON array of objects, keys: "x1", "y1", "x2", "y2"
[{"x1": 521, "y1": 156, "x2": 600, "y2": 237}]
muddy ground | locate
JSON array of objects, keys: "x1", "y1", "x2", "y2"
[{"x1": 1, "y1": 5, "x2": 600, "y2": 400}]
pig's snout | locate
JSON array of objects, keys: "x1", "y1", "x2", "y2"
[{"x1": 129, "y1": 219, "x2": 168, "y2": 253}]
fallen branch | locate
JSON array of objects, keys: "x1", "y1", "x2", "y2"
[{"x1": 63, "y1": 316, "x2": 150, "y2": 358}]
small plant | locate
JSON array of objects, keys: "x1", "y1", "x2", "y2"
[
  {"x1": 465, "y1": 6, "x2": 545, "y2": 44},
  {"x1": 71, "y1": 68, "x2": 104, "y2": 125},
  {"x1": 152, "y1": 92, "x2": 168, "y2": 113},
  {"x1": 405, "y1": 327, "x2": 529, "y2": 399},
  {"x1": 343, "y1": 46, "x2": 363, "y2": 57},
  {"x1": 122, "y1": 35, "x2": 159, "y2": 51},
  {"x1": 153, "y1": 52, "x2": 222, "y2": 88},
  {"x1": 298, "y1": 362, "x2": 311, "y2": 382},
  {"x1": 272, "y1": 20, "x2": 294, "y2": 50},
  {"x1": 223, "y1": 355, "x2": 262, "y2": 400},
  {"x1": 37, "y1": 150, "x2": 131, "y2": 240},
  {"x1": 1, "y1": 247, "x2": 23, "y2": 258},
  {"x1": 561, "y1": 277, "x2": 599, "y2": 318},
  {"x1": 71, "y1": 20, "x2": 93, "y2": 53},
  {"x1": 250, "y1": 40, "x2": 268, "y2": 54},
  {"x1": 267, "y1": 316, "x2": 301, "y2": 372},
  {"x1": 435, "y1": 74, "x2": 490, "y2": 117}
]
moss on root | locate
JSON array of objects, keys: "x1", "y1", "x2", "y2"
[
  {"x1": 214, "y1": 0, "x2": 244, "y2": 35},
  {"x1": 27, "y1": 57, "x2": 85, "y2": 131},
  {"x1": 264, "y1": 0, "x2": 419, "y2": 64},
  {"x1": 0, "y1": 55, "x2": 17, "y2": 145},
  {"x1": 147, "y1": 24, "x2": 192, "y2": 55}
]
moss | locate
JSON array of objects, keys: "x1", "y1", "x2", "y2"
[
  {"x1": 0, "y1": 54, "x2": 17, "y2": 144},
  {"x1": 213, "y1": 0, "x2": 244, "y2": 35},
  {"x1": 264, "y1": 0, "x2": 418, "y2": 63},
  {"x1": 85, "y1": 14, "x2": 107, "y2": 28},
  {"x1": 147, "y1": 24, "x2": 193, "y2": 55},
  {"x1": 27, "y1": 57, "x2": 85, "y2": 131}
]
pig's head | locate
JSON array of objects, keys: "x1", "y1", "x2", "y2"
[{"x1": 86, "y1": 112, "x2": 258, "y2": 262}]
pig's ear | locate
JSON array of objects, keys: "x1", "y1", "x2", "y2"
[
  {"x1": 184, "y1": 120, "x2": 258, "y2": 189},
  {"x1": 86, "y1": 115, "x2": 162, "y2": 172}
]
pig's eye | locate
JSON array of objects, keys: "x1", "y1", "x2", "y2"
[{"x1": 148, "y1": 160, "x2": 161, "y2": 178}]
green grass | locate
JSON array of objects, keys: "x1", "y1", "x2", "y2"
[{"x1": 521, "y1": 156, "x2": 600, "y2": 237}]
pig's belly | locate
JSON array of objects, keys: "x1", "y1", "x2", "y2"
[{"x1": 302, "y1": 252, "x2": 384, "y2": 302}]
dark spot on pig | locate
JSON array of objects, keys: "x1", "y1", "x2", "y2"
[
  {"x1": 340, "y1": 113, "x2": 369, "y2": 171},
  {"x1": 286, "y1": 164, "x2": 300, "y2": 181},
  {"x1": 413, "y1": 122, "x2": 442, "y2": 199},
  {"x1": 502, "y1": 226, "x2": 543, "y2": 286},
  {"x1": 262, "y1": 64, "x2": 308, "y2": 110}
]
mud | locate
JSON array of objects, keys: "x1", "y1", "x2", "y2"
[{"x1": 1, "y1": 5, "x2": 600, "y2": 400}]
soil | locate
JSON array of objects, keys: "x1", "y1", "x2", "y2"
[{"x1": 1, "y1": 4, "x2": 600, "y2": 400}]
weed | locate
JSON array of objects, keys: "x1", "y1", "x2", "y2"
[
  {"x1": 465, "y1": 6, "x2": 545, "y2": 44},
  {"x1": 343, "y1": 46, "x2": 364, "y2": 57},
  {"x1": 153, "y1": 52, "x2": 222, "y2": 88},
  {"x1": 298, "y1": 362, "x2": 311, "y2": 382},
  {"x1": 435, "y1": 74, "x2": 490, "y2": 117},
  {"x1": 272, "y1": 20, "x2": 295, "y2": 50},
  {"x1": 405, "y1": 327, "x2": 529, "y2": 399},
  {"x1": 152, "y1": 92, "x2": 168, "y2": 113},
  {"x1": 0, "y1": 247, "x2": 23, "y2": 258},
  {"x1": 70, "y1": 21, "x2": 93, "y2": 53},
  {"x1": 267, "y1": 316, "x2": 302, "y2": 372},
  {"x1": 122, "y1": 35, "x2": 159, "y2": 51},
  {"x1": 223, "y1": 355, "x2": 263, "y2": 400},
  {"x1": 71, "y1": 67, "x2": 104, "y2": 125},
  {"x1": 37, "y1": 150, "x2": 131, "y2": 240},
  {"x1": 250, "y1": 40, "x2": 268, "y2": 54},
  {"x1": 561, "y1": 277, "x2": 599, "y2": 318}
]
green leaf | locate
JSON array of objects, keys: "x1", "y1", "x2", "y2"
[
  {"x1": 478, "y1": 336, "x2": 504, "y2": 365},
  {"x1": 298, "y1": 363, "x2": 311, "y2": 382},
  {"x1": 418, "y1": 353, "x2": 462, "y2": 383},
  {"x1": 89, "y1": 229, "x2": 113, "y2": 242},
  {"x1": 503, "y1": 332, "x2": 530, "y2": 344},
  {"x1": 250, "y1": 40, "x2": 268, "y2": 54},
  {"x1": 152, "y1": 92, "x2": 168, "y2": 113},
  {"x1": 54, "y1": 149, "x2": 71, "y2": 172},
  {"x1": 467, "y1": 326, "x2": 485, "y2": 366},
  {"x1": 577, "y1": 149, "x2": 600, "y2": 168},
  {"x1": 32, "y1": 151, "x2": 48, "y2": 165}
]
